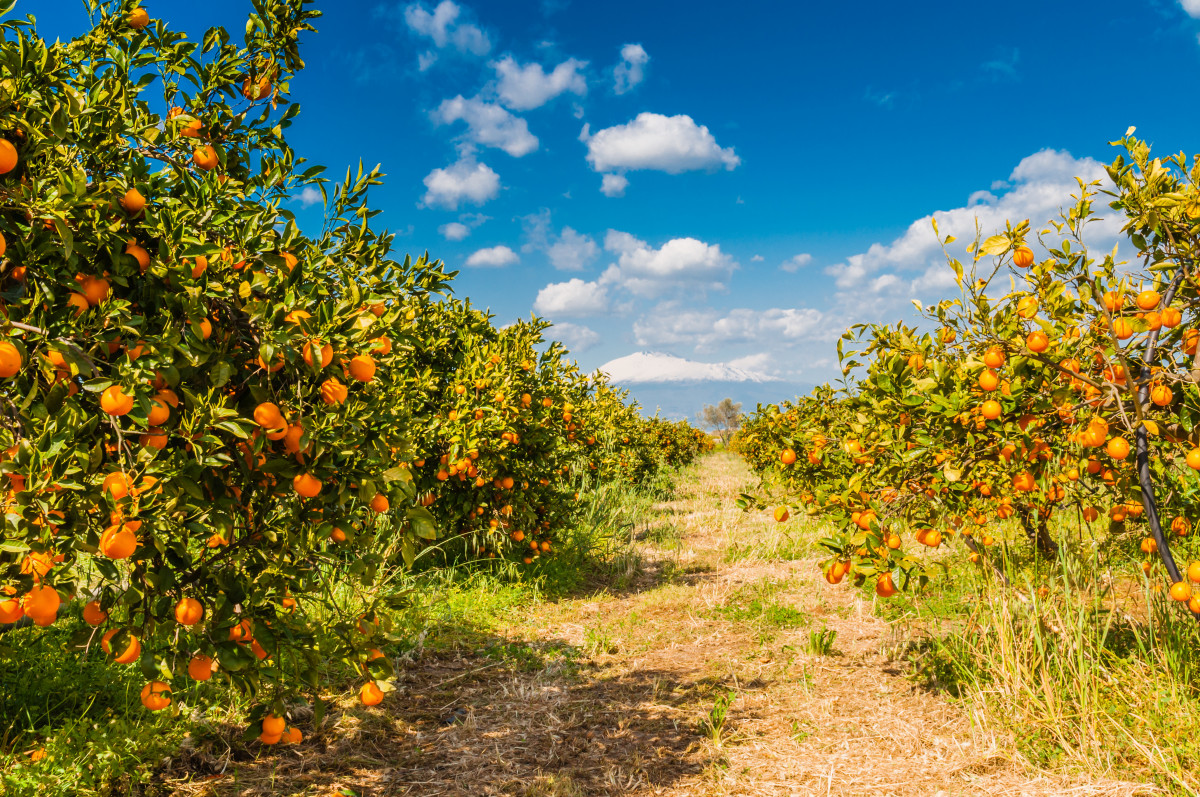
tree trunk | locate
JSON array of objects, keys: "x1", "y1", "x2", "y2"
[{"x1": 1017, "y1": 505, "x2": 1058, "y2": 559}]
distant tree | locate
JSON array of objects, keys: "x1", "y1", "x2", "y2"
[{"x1": 699, "y1": 398, "x2": 743, "y2": 448}]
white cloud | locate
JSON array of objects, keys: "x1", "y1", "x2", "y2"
[
  {"x1": 613, "y1": 43, "x2": 648, "y2": 94},
  {"x1": 404, "y1": 1, "x2": 490, "y2": 63},
  {"x1": 602, "y1": 229, "x2": 737, "y2": 296},
  {"x1": 750, "y1": 254, "x2": 764, "y2": 262},
  {"x1": 582, "y1": 113, "x2": 740, "y2": 175},
  {"x1": 534, "y1": 278, "x2": 609, "y2": 317},
  {"x1": 780, "y1": 253, "x2": 812, "y2": 272},
  {"x1": 465, "y1": 245, "x2": 518, "y2": 267},
  {"x1": 432, "y1": 96, "x2": 538, "y2": 157},
  {"x1": 632, "y1": 306, "x2": 827, "y2": 350},
  {"x1": 601, "y1": 351, "x2": 774, "y2": 384},
  {"x1": 421, "y1": 155, "x2": 501, "y2": 210},
  {"x1": 549, "y1": 321, "x2": 599, "y2": 352},
  {"x1": 439, "y1": 222, "x2": 471, "y2": 240},
  {"x1": 823, "y1": 147, "x2": 1121, "y2": 321},
  {"x1": 547, "y1": 227, "x2": 598, "y2": 271},
  {"x1": 295, "y1": 186, "x2": 322, "y2": 208},
  {"x1": 600, "y1": 173, "x2": 628, "y2": 197},
  {"x1": 493, "y1": 56, "x2": 587, "y2": 111}
]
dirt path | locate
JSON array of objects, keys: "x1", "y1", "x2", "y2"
[{"x1": 175, "y1": 453, "x2": 1153, "y2": 797}]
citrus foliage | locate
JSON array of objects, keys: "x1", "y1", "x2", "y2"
[
  {"x1": 0, "y1": 0, "x2": 706, "y2": 731},
  {"x1": 737, "y1": 131, "x2": 1200, "y2": 606}
]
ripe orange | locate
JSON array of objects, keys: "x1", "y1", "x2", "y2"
[
  {"x1": 1172, "y1": 517, "x2": 1191, "y2": 537},
  {"x1": 320, "y1": 378, "x2": 348, "y2": 404},
  {"x1": 119, "y1": 188, "x2": 145, "y2": 214},
  {"x1": 191, "y1": 256, "x2": 208, "y2": 278},
  {"x1": 1016, "y1": 296, "x2": 1038, "y2": 319},
  {"x1": 1171, "y1": 581, "x2": 1193, "y2": 603},
  {"x1": 262, "y1": 714, "x2": 286, "y2": 736},
  {"x1": 780, "y1": 448, "x2": 797, "y2": 465},
  {"x1": 125, "y1": 241, "x2": 150, "y2": 271},
  {"x1": 80, "y1": 275, "x2": 110, "y2": 306},
  {"x1": 100, "y1": 385, "x2": 134, "y2": 416},
  {"x1": 174, "y1": 597, "x2": 204, "y2": 626},
  {"x1": 1026, "y1": 330, "x2": 1049, "y2": 353},
  {"x1": 1184, "y1": 329, "x2": 1199, "y2": 356},
  {"x1": 193, "y1": 145, "x2": 219, "y2": 171},
  {"x1": 102, "y1": 629, "x2": 141, "y2": 664},
  {"x1": 283, "y1": 727, "x2": 303, "y2": 744},
  {"x1": 980, "y1": 400, "x2": 1001, "y2": 420},
  {"x1": 1012, "y1": 245, "x2": 1035, "y2": 268},
  {"x1": 260, "y1": 730, "x2": 283, "y2": 745},
  {"x1": 303, "y1": 339, "x2": 333, "y2": 368},
  {"x1": 22, "y1": 585, "x2": 60, "y2": 626},
  {"x1": 1161, "y1": 306, "x2": 1182, "y2": 327},
  {"x1": 348, "y1": 355, "x2": 376, "y2": 382},
  {"x1": 773, "y1": 505, "x2": 789, "y2": 522},
  {"x1": 1188, "y1": 562, "x2": 1200, "y2": 583},
  {"x1": 127, "y1": 7, "x2": 149, "y2": 28},
  {"x1": 0, "y1": 590, "x2": 21, "y2": 624},
  {"x1": 228, "y1": 619, "x2": 253, "y2": 642},
  {"x1": 243, "y1": 74, "x2": 273, "y2": 101},
  {"x1": 1102, "y1": 290, "x2": 1124, "y2": 312},
  {"x1": 360, "y1": 682, "x2": 384, "y2": 706},
  {"x1": 907, "y1": 353, "x2": 924, "y2": 370},
  {"x1": 102, "y1": 472, "x2": 132, "y2": 500},
  {"x1": 370, "y1": 493, "x2": 389, "y2": 513},
  {"x1": 293, "y1": 473, "x2": 322, "y2": 498},
  {"x1": 372, "y1": 336, "x2": 392, "y2": 355},
  {"x1": 1151, "y1": 384, "x2": 1173, "y2": 407},
  {"x1": 283, "y1": 423, "x2": 306, "y2": 456},
  {"x1": 1187, "y1": 449, "x2": 1200, "y2": 470},
  {"x1": 1111, "y1": 317, "x2": 1133, "y2": 340},
  {"x1": 0, "y1": 139, "x2": 17, "y2": 174},
  {"x1": 253, "y1": 402, "x2": 284, "y2": 429},
  {"x1": 978, "y1": 369, "x2": 999, "y2": 391},
  {"x1": 147, "y1": 398, "x2": 170, "y2": 426},
  {"x1": 82, "y1": 600, "x2": 107, "y2": 626},
  {"x1": 1012, "y1": 472, "x2": 1036, "y2": 492},
  {"x1": 140, "y1": 681, "x2": 171, "y2": 711},
  {"x1": 100, "y1": 523, "x2": 138, "y2": 559},
  {"x1": 1136, "y1": 289, "x2": 1160, "y2": 310},
  {"x1": 875, "y1": 572, "x2": 897, "y2": 597},
  {"x1": 330, "y1": 527, "x2": 347, "y2": 543},
  {"x1": 68, "y1": 292, "x2": 90, "y2": 316},
  {"x1": 1105, "y1": 437, "x2": 1130, "y2": 460},
  {"x1": 188, "y1": 654, "x2": 214, "y2": 681},
  {"x1": 0, "y1": 340, "x2": 21, "y2": 377}
]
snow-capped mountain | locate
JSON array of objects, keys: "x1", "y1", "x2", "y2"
[
  {"x1": 599, "y1": 351, "x2": 776, "y2": 384},
  {"x1": 596, "y1": 352, "x2": 813, "y2": 420}
]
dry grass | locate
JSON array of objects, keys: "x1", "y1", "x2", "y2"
[{"x1": 158, "y1": 453, "x2": 1157, "y2": 796}]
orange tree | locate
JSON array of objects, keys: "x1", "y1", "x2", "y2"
[
  {"x1": 0, "y1": 0, "x2": 707, "y2": 742},
  {"x1": 737, "y1": 131, "x2": 1200, "y2": 610}
]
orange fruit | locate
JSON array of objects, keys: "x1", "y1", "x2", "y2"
[
  {"x1": 875, "y1": 572, "x2": 897, "y2": 597},
  {"x1": 1016, "y1": 296, "x2": 1039, "y2": 319},
  {"x1": 188, "y1": 654, "x2": 214, "y2": 681},
  {"x1": 81, "y1": 275, "x2": 110, "y2": 306},
  {"x1": 780, "y1": 448, "x2": 797, "y2": 465},
  {"x1": 372, "y1": 336, "x2": 392, "y2": 355},
  {"x1": 174, "y1": 597, "x2": 204, "y2": 626},
  {"x1": 1012, "y1": 245, "x2": 1035, "y2": 268},
  {"x1": 1151, "y1": 384, "x2": 1173, "y2": 407},
  {"x1": 22, "y1": 585, "x2": 60, "y2": 626},
  {"x1": 360, "y1": 682, "x2": 384, "y2": 706},
  {"x1": 1102, "y1": 291, "x2": 1124, "y2": 312},
  {"x1": 193, "y1": 145, "x2": 219, "y2": 171},
  {"x1": 119, "y1": 188, "x2": 145, "y2": 214},
  {"x1": 1026, "y1": 330, "x2": 1049, "y2": 353},
  {"x1": 980, "y1": 400, "x2": 1001, "y2": 420},
  {"x1": 283, "y1": 423, "x2": 307, "y2": 456},
  {"x1": 1162, "y1": 306, "x2": 1182, "y2": 327},
  {"x1": 320, "y1": 378, "x2": 348, "y2": 404},
  {"x1": 280, "y1": 252, "x2": 297, "y2": 271},
  {"x1": 82, "y1": 600, "x2": 107, "y2": 626},
  {"x1": 125, "y1": 242, "x2": 150, "y2": 271},
  {"x1": 285, "y1": 309, "x2": 311, "y2": 324},
  {"x1": 1187, "y1": 449, "x2": 1200, "y2": 471},
  {"x1": 262, "y1": 714, "x2": 286, "y2": 736},
  {"x1": 100, "y1": 385, "x2": 134, "y2": 416},
  {"x1": 228, "y1": 619, "x2": 253, "y2": 642},
  {"x1": 102, "y1": 629, "x2": 141, "y2": 663},
  {"x1": 243, "y1": 75, "x2": 273, "y2": 101},
  {"x1": 191, "y1": 256, "x2": 208, "y2": 278},
  {"x1": 147, "y1": 398, "x2": 170, "y2": 426},
  {"x1": 140, "y1": 681, "x2": 171, "y2": 711},
  {"x1": 978, "y1": 369, "x2": 999, "y2": 391},
  {"x1": 370, "y1": 493, "x2": 389, "y2": 513},
  {"x1": 0, "y1": 139, "x2": 17, "y2": 174},
  {"x1": 259, "y1": 730, "x2": 283, "y2": 745},
  {"x1": 293, "y1": 473, "x2": 322, "y2": 498},
  {"x1": 907, "y1": 353, "x2": 924, "y2": 370},
  {"x1": 348, "y1": 355, "x2": 376, "y2": 382},
  {"x1": 100, "y1": 523, "x2": 138, "y2": 559},
  {"x1": 773, "y1": 505, "x2": 789, "y2": 523},
  {"x1": 303, "y1": 340, "x2": 333, "y2": 368},
  {"x1": 0, "y1": 340, "x2": 21, "y2": 377},
  {"x1": 1106, "y1": 437, "x2": 1130, "y2": 460},
  {"x1": 1136, "y1": 289, "x2": 1160, "y2": 310},
  {"x1": 253, "y1": 402, "x2": 284, "y2": 429},
  {"x1": 1188, "y1": 562, "x2": 1200, "y2": 584},
  {"x1": 283, "y1": 727, "x2": 303, "y2": 744},
  {"x1": 1171, "y1": 581, "x2": 1193, "y2": 603},
  {"x1": 1111, "y1": 317, "x2": 1133, "y2": 340},
  {"x1": 1013, "y1": 472, "x2": 1036, "y2": 492},
  {"x1": 68, "y1": 292, "x2": 90, "y2": 316},
  {"x1": 127, "y1": 7, "x2": 150, "y2": 28},
  {"x1": 329, "y1": 527, "x2": 347, "y2": 543}
]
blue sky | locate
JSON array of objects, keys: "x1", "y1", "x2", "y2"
[{"x1": 37, "y1": 0, "x2": 1200, "y2": 387}]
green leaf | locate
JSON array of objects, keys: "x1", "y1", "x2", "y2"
[{"x1": 979, "y1": 235, "x2": 1009, "y2": 256}]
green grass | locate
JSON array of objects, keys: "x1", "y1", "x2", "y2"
[{"x1": 0, "y1": 465, "x2": 679, "y2": 797}]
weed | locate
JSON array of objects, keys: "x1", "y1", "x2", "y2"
[
  {"x1": 804, "y1": 627, "x2": 838, "y2": 657},
  {"x1": 699, "y1": 689, "x2": 736, "y2": 746}
]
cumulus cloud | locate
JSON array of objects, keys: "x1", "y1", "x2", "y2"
[
  {"x1": 600, "y1": 174, "x2": 628, "y2": 197},
  {"x1": 613, "y1": 43, "x2": 648, "y2": 94},
  {"x1": 823, "y1": 147, "x2": 1121, "y2": 321},
  {"x1": 549, "y1": 321, "x2": 600, "y2": 352},
  {"x1": 780, "y1": 253, "x2": 812, "y2": 272},
  {"x1": 439, "y1": 222, "x2": 471, "y2": 241},
  {"x1": 1184, "y1": 0, "x2": 1200, "y2": 17},
  {"x1": 294, "y1": 186, "x2": 323, "y2": 208},
  {"x1": 581, "y1": 113, "x2": 740, "y2": 175},
  {"x1": 432, "y1": 96, "x2": 538, "y2": 157},
  {"x1": 534, "y1": 278, "x2": 609, "y2": 317},
  {"x1": 465, "y1": 245, "x2": 518, "y2": 267},
  {"x1": 404, "y1": 0, "x2": 490, "y2": 69},
  {"x1": 602, "y1": 229, "x2": 737, "y2": 296},
  {"x1": 547, "y1": 227, "x2": 599, "y2": 271},
  {"x1": 493, "y1": 56, "x2": 587, "y2": 110},
  {"x1": 632, "y1": 306, "x2": 827, "y2": 350},
  {"x1": 421, "y1": 155, "x2": 501, "y2": 209}
]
